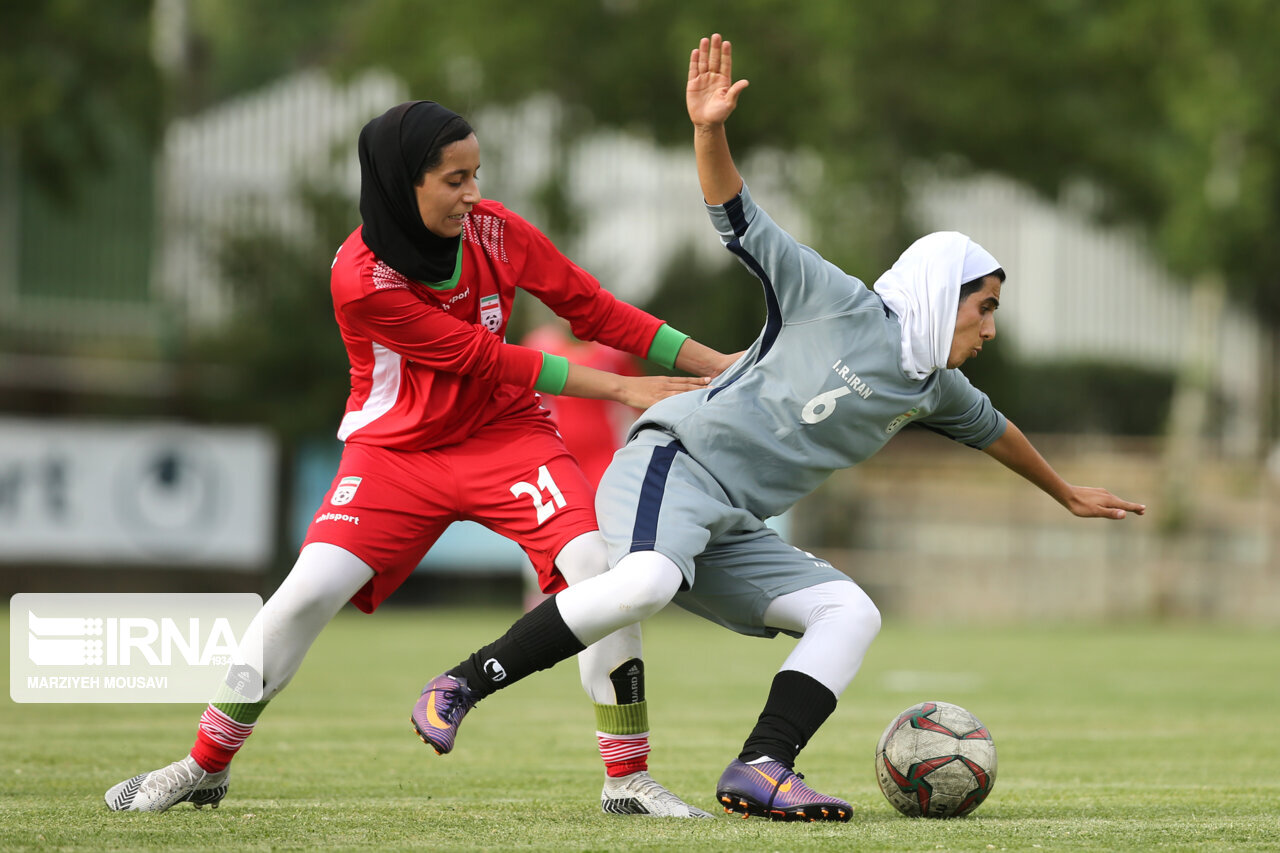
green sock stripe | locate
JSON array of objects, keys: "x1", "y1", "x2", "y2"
[
  {"x1": 213, "y1": 700, "x2": 268, "y2": 725},
  {"x1": 594, "y1": 700, "x2": 649, "y2": 735}
]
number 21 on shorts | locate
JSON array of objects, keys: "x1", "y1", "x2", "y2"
[{"x1": 509, "y1": 465, "x2": 567, "y2": 525}]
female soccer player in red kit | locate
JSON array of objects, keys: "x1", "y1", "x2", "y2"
[{"x1": 105, "y1": 100, "x2": 730, "y2": 817}]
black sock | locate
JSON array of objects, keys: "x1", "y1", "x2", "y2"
[
  {"x1": 448, "y1": 597, "x2": 586, "y2": 700},
  {"x1": 738, "y1": 670, "x2": 838, "y2": 768}
]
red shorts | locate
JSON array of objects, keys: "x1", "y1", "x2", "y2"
[{"x1": 302, "y1": 412, "x2": 598, "y2": 613}]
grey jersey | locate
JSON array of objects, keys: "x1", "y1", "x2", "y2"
[{"x1": 632, "y1": 184, "x2": 1007, "y2": 520}]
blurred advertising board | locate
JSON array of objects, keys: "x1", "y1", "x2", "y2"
[{"x1": 0, "y1": 418, "x2": 277, "y2": 570}]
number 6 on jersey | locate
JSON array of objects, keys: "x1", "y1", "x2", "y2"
[
  {"x1": 802, "y1": 386, "x2": 852, "y2": 424},
  {"x1": 510, "y1": 465, "x2": 568, "y2": 525}
]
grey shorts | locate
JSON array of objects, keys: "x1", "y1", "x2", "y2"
[{"x1": 595, "y1": 429, "x2": 850, "y2": 637}]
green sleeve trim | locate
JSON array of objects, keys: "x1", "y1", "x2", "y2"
[
  {"x1": 594, "y1": 700, "x2": 649, "y2": 735},
  {"x1": 646, "y1": 324, "x2": 689, "y2": 370},
  {"x1": 534, "y1": 352, "x2": 569, "y2": 394}
]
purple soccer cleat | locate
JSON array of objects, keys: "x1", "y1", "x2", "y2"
[
  {"x1": 716, "y1": 758, "x2": 852, "y2": 822},
  {"x1": 411, "y1": 673, "x2": 478, "y2": 755}
]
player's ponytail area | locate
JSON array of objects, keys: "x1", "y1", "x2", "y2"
[{"x1": 4, "y1": 605, "x2": 1277, "y2": 850}]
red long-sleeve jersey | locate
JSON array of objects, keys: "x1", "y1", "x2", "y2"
[{"x1": 330, "y1": 199, "x2": 667, "y2": 451}]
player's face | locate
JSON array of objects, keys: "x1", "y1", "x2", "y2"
[
  {"x1": 414, "y1": 133, "x2": 481, "y2": 237},
  {"x1": 948, "y1": 275, "x2": 1001, "y2": 369}
]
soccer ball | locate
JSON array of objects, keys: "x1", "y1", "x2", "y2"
[{"x1": 875, "y1": 700, "x2": 997, "y2": 818}]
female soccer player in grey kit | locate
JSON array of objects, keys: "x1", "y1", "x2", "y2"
[{"x1": 412, "y1": 33, "x2": 1146, "y2": 821}]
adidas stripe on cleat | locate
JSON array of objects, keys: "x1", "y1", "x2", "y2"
[
  {"x1": 600, "y1": 770, "x2": 713, "y2": 818},
  {"x1": 715, "y1": 758, "x2": 851, "y2": 822},
  {"x1": 104, "y1": 756, "x2": 230, "y2": 813}
]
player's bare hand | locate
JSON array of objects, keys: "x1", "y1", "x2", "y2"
[
  {"x1": 687, "y1": 33, "x2": 749, "y2": 128},
  {"x1": 620, "y1": 374, "x2": 709, "y2": 410},
  {"x1": 708, "y1": 350, "x2": 746, "y2": 378},
  {"x1": 1063, "y1": 486, "x2": 1147, "y2": 520}
]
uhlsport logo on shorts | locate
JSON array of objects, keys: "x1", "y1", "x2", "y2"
[
  {"x1": 10, "y1": 593, "x2": 263, "y2": 703},
  {"x1": 331, "y1": 476, "x2": 362, "y2": 506}
]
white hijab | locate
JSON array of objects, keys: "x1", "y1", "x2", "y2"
[{"x1": 872, "y1": 231, "x2": 1000, "y2": 380}]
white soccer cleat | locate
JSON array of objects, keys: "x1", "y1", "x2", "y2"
[
  {"x1": 104, "y1": 755, "x2": 230, "y2": 812},
  {"x1": 601, "y1": 770, "x2": 714, "y2": 818}
]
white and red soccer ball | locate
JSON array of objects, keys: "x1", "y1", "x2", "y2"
[{"x1": 875, "y1": 700, "x2": 997, "y2": 818}]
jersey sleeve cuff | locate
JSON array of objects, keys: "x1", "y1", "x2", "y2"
[
  {"x1": 534, "y1": 352, "x2": 570, "y2": 394},
  {"x1": 706, "y1": 182, "x2": 754, "y2": 240},
  {"x1": 646, "y1": 324, "x2": 689, "y2": 370}
]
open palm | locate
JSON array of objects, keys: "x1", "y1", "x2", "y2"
[{"x1": 687, "y1": 34, "x2": 749, "y2": 126}]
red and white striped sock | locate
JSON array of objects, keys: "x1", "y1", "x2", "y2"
[
  {"x1": 598, "y1": 730, "x2": 651, "y2": 778},
  {"x1": 189, "y1": 705, "x2": 257, "y2": 773}
]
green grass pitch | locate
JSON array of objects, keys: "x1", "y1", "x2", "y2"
[{"x1": 3, "y1": 606, "x2": 1278, "y2": 851}]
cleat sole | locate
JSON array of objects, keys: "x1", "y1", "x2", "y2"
[{"x1": 715, "y1": 788, "x2": 852, "y2": 823}]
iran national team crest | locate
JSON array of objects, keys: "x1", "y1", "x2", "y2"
[
  {"x1": 331, "y1": 476, "x2": 362, "y2": 506},
  {"x1": 479, "y1": 294, "x2": 502, "y2": 332}
]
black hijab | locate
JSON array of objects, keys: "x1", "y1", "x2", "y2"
[{"x1": 357, "y1": 101, "x2": 471, "y2": 282}]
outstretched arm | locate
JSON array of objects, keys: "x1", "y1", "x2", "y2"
[
  {"x1": 687, "y1": 34, "x2": 750, "y2": 205},
  {"x1": 560, "y1": 362, "x2": 709, "y2": 411},
  {"x1": 983, "y1": 421, "x2": 1147, "y2": 519}
]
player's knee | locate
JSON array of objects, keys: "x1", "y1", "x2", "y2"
[
  {"x1": 845, "y1": 583, "x2": 882, "y2": 638},
  {"x1": 263, "y1": 586, "x2": 332, "y2": 631},
  {"x1": 612, "y1": 552, "x2": 682, "y2": 618},
  {"x1": 271, "y1": 542, "x2": 373, "y2": 628},
  {"x1": 821, "y1": 581, "x2": 881, "y2": 641},
  {"x1": 626, "y1": 571, "x2": 680, "y2": 619}
]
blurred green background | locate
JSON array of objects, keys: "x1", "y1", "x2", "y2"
[{"x1": 0, "y1": 0, "x2": 1276, "y2": 621}]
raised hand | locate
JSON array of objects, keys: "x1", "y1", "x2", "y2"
[{"x1": 687, "y1": 33, "x2": 750, "y2": 128}]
